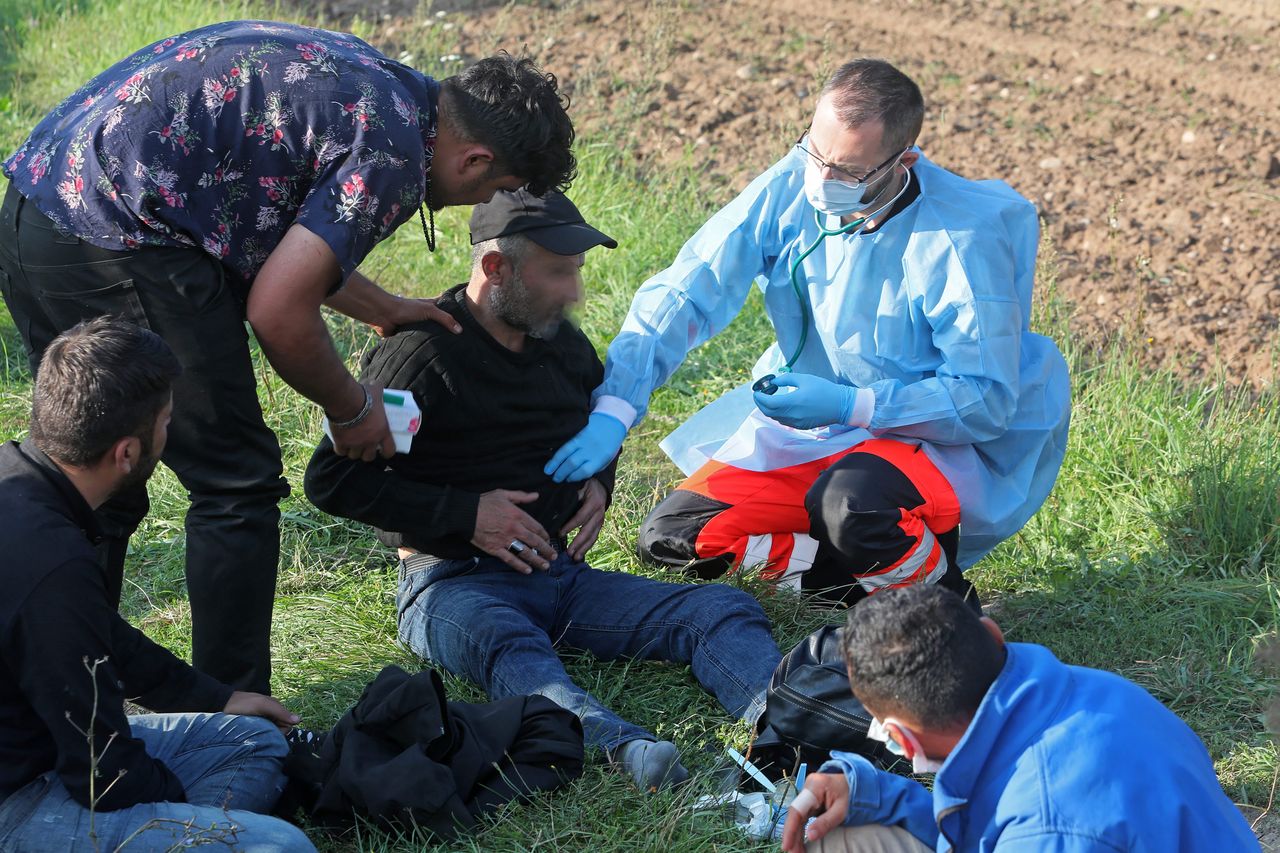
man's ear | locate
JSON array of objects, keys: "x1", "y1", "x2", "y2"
[
  {"x1": 900, "y1": 149, "x2": 920, "y2": 169},
  {"x1": 883, "y1": 721, "x2": 917, "y2": 759},
  {"x1": 457, "y1": 144, "x2": 496, "y2": 181},
  {"x1": 108, "y1": 435, "x2": 141, "y2": 476},
  {"x1": 480, "y1": 250, "x2": 506, "y2": 284},
  {"x1": 980, "y1": 616, "x2": 1006, "y2": 648}
]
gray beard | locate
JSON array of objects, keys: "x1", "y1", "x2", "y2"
[{"x1": 489, "y1": 270, "x2": 561, "y2": 340}]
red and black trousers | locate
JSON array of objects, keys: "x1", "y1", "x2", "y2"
[{"x1": 638, "y1": 438, "x2": 974, "y2": 605}]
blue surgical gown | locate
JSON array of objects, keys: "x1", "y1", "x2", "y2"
[{"x1": 598, "y1": 148, "x2": 1071, "y2": 568}]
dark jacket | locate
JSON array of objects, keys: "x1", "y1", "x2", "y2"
[
  {"x1": 0, "y1": 440, "x2": 231, "y2": 809},
  {"x1": 304, "y1": 284, "x2": 618, "y2": 558},
  {"x1": 282, "y1": 665, "x2": 584, "y2": 839}
]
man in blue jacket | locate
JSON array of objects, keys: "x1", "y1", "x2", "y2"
[{"x1": 781, "y1": 585, "x2": 1258, "y2": 852}]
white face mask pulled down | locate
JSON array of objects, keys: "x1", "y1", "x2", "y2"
[{"x1": 868, "y1": 716, "x2": 946, "y2": 775}]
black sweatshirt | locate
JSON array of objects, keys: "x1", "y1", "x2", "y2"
[
  {"x1": 0, "y1": 441, "x2": 232, "y2": 808},
  {"x1": 305, "y1": 284, "x2": 617, "y2": 558}
]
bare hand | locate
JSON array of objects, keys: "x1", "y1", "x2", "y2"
[
  {"x1": 223, "y1": 691, "x2": 301, "y2": 735},
  {"x1": 561, "y1": 479, "x2": 607, "y2": 561},
  {"x1": 781, "y1": 773, "x2": 850, "y2": 853},
  {"x1": 374, "y1": 296, "x2": 462, "y2": 337},
  {"x1": 330, "y1": 383, "x2": 394, "y2": 462},
  {"x1": 473, "y1": 490, "x2": 554, "y2": 574}
]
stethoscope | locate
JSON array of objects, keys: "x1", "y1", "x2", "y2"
[{"x1": 754, "y1": 167, "x2": 914, "y2": 395}]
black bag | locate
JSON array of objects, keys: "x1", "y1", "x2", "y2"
[
  {"x1": 280, "y1": 666, "x2": 584, "y2": 840},
  {"x1": 750, "y1": 624, "x2": 891, "y2": 774}
]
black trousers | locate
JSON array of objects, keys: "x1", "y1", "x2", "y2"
[{"x1": 0, "y1": 185, "x2": 289, "y2": 692}]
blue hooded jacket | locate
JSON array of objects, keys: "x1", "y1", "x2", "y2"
[{"x1": 822, "y1": 643, "x2": 1259, "y2": 851}]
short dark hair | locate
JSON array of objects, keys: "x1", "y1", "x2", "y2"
[
  {"x1": 842, "y1": 585, "x2": 1003, "y2": 729},
  {"x1": 441, "y1": 53, "x2": 576, "y2": 196},
  {"x1": 821, "y1": 59, "x2": 924, "y2": 154},
  {"x1": 31, "y1": 318, "x2": 181, "y2": 467}
]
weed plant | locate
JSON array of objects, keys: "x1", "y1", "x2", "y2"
[{"x1": 0, "y1": 2, "x2": 1275, "y2": 850}]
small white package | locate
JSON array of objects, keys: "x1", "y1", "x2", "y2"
[{"x1": 322, "y1": 388, "x2": 421, "y2": 455}]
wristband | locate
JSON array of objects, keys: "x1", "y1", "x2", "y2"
[{"x1": 326, "y1": 385, "x2": 373, "y2": 430}]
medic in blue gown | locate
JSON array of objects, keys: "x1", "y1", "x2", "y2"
[{"x1": 545, "y1": 58, "x2": 1070, "y2": 604}]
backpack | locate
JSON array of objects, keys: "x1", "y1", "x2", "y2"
[{"x1": 750, "y1": 624, "x2": 892, "y2": 775}]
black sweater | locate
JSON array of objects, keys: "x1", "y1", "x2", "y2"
[
  {"x1": 0, "y1": 441, "x2": 231, "y2": 808},
  {"x1": 305, "y1": 284, "x2": 617, "y2": 558}
]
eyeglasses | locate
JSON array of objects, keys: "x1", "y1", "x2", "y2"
[{"x1": 795, "y1": 131, "x2": 905, "y2": 185}]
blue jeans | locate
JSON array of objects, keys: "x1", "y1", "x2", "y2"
[
  {"x1": 396, "y1": 550, "x2": 783, "y2": 752},
  {"x1": 0, "y1": 713, "x2": 315, "y2": 852}
]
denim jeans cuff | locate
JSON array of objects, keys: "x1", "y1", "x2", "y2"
[{"x1": 742, "y1": 690, "x2": 769, "y2": 730}]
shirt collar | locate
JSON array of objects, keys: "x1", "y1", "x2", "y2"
[
  {"x1": 418, "y1": 75, "x2": 441, "y2": 164},
  {"x1": 18, "y1": 438, "x2": 103, "y2": 542},
  {"x1": 860, "y1": 160, "x2": 921, "y2": 234}
]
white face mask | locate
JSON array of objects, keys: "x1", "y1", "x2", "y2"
[
  {"x1": 874, "y1": 717, "x2": 946, "y2": 775},
  {"x1": 802, "y1": 160, "x2": 871, "y2": 216}
]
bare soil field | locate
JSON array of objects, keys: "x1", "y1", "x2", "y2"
[{"x1": 328, "y1": 0, "x2": 1280, "y2": 387}]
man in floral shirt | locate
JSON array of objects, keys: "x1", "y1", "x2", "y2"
[{"x1": 0, "y1": 20, "x2": 576, "y2": 695}]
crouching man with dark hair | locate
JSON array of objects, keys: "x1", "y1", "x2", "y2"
[
  {"x1": 305, "y1": 190, "x2": 784, "y2": 791},
  {"x1": 0, "y1": 318, "x2": 314, "y2": 852},
  {"x1": 781, "y1": 585, "x2": 1257, "y2": 853}
]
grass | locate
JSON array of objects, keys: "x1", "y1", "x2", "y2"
[{"x1": 1, "y1": 1, "x2": 1277, "y2": 850}]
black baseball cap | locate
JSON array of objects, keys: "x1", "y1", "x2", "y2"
[{"x1": 470, "y1": 188, "x2": 618, "y2": 254}]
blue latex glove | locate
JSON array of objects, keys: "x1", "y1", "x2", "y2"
[
  {"x1": 753, "y1": 372, "x2": 858, "y2": 430},
  {"x1": 544, "y1": 412, "x2": 628, "y2": 483}
]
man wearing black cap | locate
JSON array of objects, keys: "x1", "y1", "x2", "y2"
[{"x1": 304, "y1": 190, "x2": 783, "y2": 791}]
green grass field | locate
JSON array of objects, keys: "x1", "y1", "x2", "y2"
[{"x1": 1, "y1": 1, "x2": 1276, "y2": 850}]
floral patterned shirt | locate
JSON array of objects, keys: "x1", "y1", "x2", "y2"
[{"x1": 2, "y1": 20, "x2": 438, "y2": 296}]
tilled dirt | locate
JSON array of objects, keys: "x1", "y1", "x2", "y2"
[{"x1": 335, "y1": 0, "x2": 1280, "y2": 386}]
